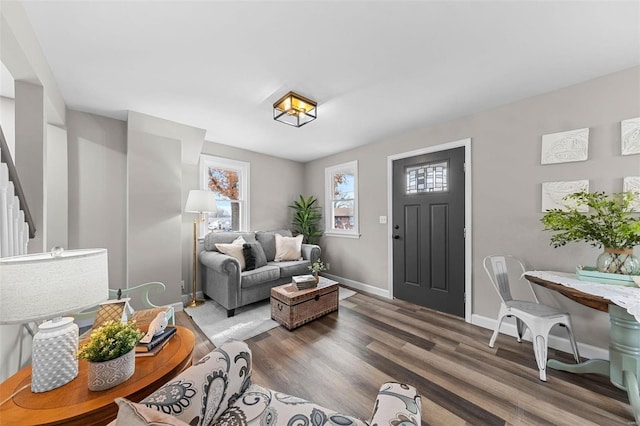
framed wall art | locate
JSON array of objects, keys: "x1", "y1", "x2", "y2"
[
  {"x1": 623, "y1": 176, "x2": 640, "y2": 212},
  {"x1": 541, "y1": 180, "x2": 589, "y2": 212},
  {"x1": 621, "y1": 117, "x2": 640, "y2": 156},
  {"x1": 541, "y1": 128, "x2": 589, "y2": 165}
]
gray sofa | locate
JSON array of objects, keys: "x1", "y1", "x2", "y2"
[{"x1": 199, "y1": 230, "x2": 320, "y2": 317}]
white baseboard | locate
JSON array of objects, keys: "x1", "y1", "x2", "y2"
[
  {"x1": 323, "y1": 273, "x2": 391, "y2": 299},
  {"x1": 471, "y1": 314, "x2": 609, "y2": 361}
]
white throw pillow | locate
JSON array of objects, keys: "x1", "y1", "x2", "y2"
[
  {"x1": 215, "y1": 236, "x2": 246, "y2": 270},
  {"x1": 274, "y1": 234, "x2": 303, "y2": 262}
]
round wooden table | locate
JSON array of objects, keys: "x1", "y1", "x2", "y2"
[{"x1": 0, "y1": 326, "x2": 195, "y2": 425}]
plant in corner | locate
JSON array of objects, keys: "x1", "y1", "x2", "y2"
[
  {"x1": 289, "y1": 195, "x2": 323, "y2": 245},
  {"x1": 541, "y1": 190, "x2": 640, "y2": 275},
  {"x1": 77, "y1": 320, "x2": 143, "y2": 391}
]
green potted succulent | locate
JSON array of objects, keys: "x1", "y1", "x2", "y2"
[
  {"x1": 289, "y1": 195, "x2": 323, "y2": 245},
  {"x1": 77, "y1": 320, "x2": 143, "y2": 391},
  {"x1": 541, "y1": 191, "x2": 640, "y2": 275}
]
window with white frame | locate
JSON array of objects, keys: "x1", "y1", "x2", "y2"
[
  {"x1": 200, "y1": 155, "x2": 249, "y2": 236},
  {"x1": 325, "y1": 160, "x2": 359, "y2": 238}
]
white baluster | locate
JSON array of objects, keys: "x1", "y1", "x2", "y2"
[
  {"x1": 22, "y1": 222, "x2": 29, "y2": 254},
  {"x1": 6, "y1": 182, "x2": 15, "y2": 256},
  {"x1": 0, "y1": 163, "x2": 8, "y2": 257},
  {"x1": 17, "y1": 210, "x2": 25, "y2": 255},
  {"x1": 12, "y1": 195, "x2": 19, "y2": 256}
]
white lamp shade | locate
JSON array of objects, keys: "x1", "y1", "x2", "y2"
[
  {"x1": 0, "y1": 248, "x2": 109, "y2": 324},
  {"x1": 185, "y1": 189, "x2": 217, "y2": 213}
]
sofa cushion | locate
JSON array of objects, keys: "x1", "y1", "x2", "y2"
[
  {"x1": 269, "y1": 260, "x2": 311, "y2": 278},
  {"x1": 274, "y1": 234, "x2": 303, "y2": 262},
  {"x1": 141, "y1": 339, "x2": 252, "y2": 426},
  {"x1": 115, "y1": 398, "x2": 190, "y2": 425},
  {"x1": 241, "y1": 265, "x2": 280, "y2": 288},
  {"x1": 255, "y1": 229, "x2": 292, "y2": 262},
  {"x1": 204, "y1": 232, "x2": 256, "y2": 252},
  {"x1": 216, "y1": 384, "x2": 366, "y2": 426}
]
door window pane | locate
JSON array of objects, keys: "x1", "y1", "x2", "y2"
[{"x1": 406, "y1": 161, "x2": 448, "y2": 193}]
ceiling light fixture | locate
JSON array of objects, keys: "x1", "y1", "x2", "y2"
[{"x1": 273, "y1": 91, "x2": 317, "y2": 127}]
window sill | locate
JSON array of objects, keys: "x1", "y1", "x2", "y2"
[{"x1": 324, "y1": 231, "x2": 361, "y2": 239}]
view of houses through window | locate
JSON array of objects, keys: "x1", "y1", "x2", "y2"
[
  {"x1": 207, "y1": 168, "x2": 240, "y2": 231},
  {"x1": 332, "y1": 172, "x2": 355, "y2": 229},
  {"x1": 325, "y1": 161, "x2": 359, "y2": 237},
  {"x1": 200, "y1": 155, "x2": 249, "y2": 234}
]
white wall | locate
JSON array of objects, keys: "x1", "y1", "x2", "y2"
[
  {"x1": 14, "y1": 80, "x2": 45, "y2": 252},
  {"x1": 0, "y1": 96, "x2": 15, "y2": 157},
  {"x1": 46, "y1": 123, "x2": 68, "y2": 249},
  {"x1": 304, "y1": 66, "x2": 640, "y2": 350}
]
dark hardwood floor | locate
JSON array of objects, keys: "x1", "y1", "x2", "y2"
[{"x1": 176, "y1": 290, "x2": 635, "y2": 425}]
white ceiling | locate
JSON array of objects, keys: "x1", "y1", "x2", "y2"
[{"x1": 17, "y1": 1, "x2": 640, "y2": 163}]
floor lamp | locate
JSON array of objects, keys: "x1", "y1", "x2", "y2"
[{"x1": 185, "y1": 190, "x2": 217, "y2": 307}]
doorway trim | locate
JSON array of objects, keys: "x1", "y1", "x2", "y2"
[{"x1": 386, "y1": 138, "x2": 472, "y2": 322}]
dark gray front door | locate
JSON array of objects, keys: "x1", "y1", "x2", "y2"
[{"x1": 392, "y1": 147, "x2": 465, "y2": 317}]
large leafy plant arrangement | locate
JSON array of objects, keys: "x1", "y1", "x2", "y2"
[
  {"x1": 289, "y1": 195, "x2": 323, "y2": 245},
  {"x1": 541, "y1": 191, "x2": 640, "y2": 250},
  {"x1": 77, "y1": 320, "x2": 143, "y2": 363}
]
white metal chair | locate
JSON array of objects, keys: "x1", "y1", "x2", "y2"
[
  {"x1": 483, "y1": 255, "x2": 580, "y2": 381},
  {"x1": 73, "y1": 281, "x2": 175, "y2": 327}
]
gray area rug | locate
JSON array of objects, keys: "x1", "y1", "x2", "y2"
[{"x1": 185, "y1": 287, "x2": 356, "y2": 347}]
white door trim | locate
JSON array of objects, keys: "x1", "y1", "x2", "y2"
[{"x1": 386, "y1": 138, "x2": 473, "y2": 322}]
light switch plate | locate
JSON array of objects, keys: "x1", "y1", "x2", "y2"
[{"x1": 379, "y1": 216, "x2": 387, "y2": 224}]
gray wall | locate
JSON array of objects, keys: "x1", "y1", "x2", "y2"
[
  {"x1": 67, "y1": 110, "x2": 127, "y2": 288},
  {"x1": 127, "y1": 130, "x2": 182, "y2": 305},
  {"x1": 304, "y1": 66, "x2": 640, "y2": 349}
]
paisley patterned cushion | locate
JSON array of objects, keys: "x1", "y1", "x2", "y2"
[
  {"x1": 121, "y1": 340, "x2": 421, "y2": 426},
  {"x1": 216, "y1": 384, "x2": 367, "y2": 426},
  {"x1": 140, "y1": 339, "x2": 252, "y2": 426}
]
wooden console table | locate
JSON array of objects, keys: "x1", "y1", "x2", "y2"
[
  {"x1": 525, "y1": 272, "x2": 639, "y2": 424},
  {"x1": 0, "y1": 326, "x2": 195, "y2": 425}
]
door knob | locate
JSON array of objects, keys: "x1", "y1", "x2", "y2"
[{"x1": 393, "y1": 235, "x2": 400, "y2": 239}]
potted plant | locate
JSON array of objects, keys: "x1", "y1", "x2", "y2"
[
  {"x1": 541, "y1": 191, "x2": 640, "y2": 275},
  {"x1": 308, "y1": 258, "x2": 327, "y2": 283},
  {"x1": 289, "y1": 195, "x2": 323, "y2": 245},
  {"x1": 77, "y1": 320, "x2": 143, "y2": 391}
]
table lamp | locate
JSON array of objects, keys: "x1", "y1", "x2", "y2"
[
  {"x1": 0, "y1": 248, "x2": 109, "y2": 392},
  {"x1": 185, "y1": 189, "x2": 217, "y2": 307}
]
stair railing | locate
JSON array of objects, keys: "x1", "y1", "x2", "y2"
[{"x1": 0, "y1": 124, "x2": 35, "y2": 258}]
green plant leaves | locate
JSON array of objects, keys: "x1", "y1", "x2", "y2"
[
  {"x1": 541, "y1": 191, "x2": 640, "y2": 249},
  {"x1": 289, "y1": 194, "x2": 322, "y2": 245}
]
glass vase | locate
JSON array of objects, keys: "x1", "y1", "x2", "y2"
[{"x1": 596, "y1": 248, "x2": 640, "y2": 275}]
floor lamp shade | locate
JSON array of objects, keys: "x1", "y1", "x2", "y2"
[
  {"x1": 0, "y1": 248, "x2": 109, "y2": 392},
  {"x1": 185, "y1": 189, "x2": 217, "y2": 214}
]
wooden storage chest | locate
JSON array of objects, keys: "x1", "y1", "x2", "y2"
[{"x1": 270, "y1": 279, "x2": 339, "y2": 330}]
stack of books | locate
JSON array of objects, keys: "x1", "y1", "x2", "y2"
[
  {"x1": 292, "y1": 275, "x2": 317, "y2": 291},
  {"x1": 135, "y1": 326, "x2": 177, "y2": 357}
]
